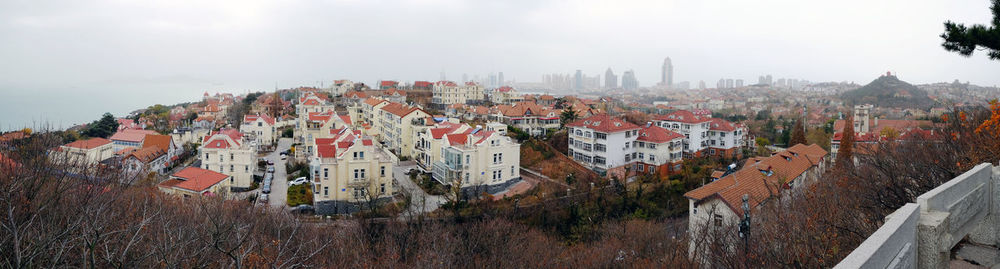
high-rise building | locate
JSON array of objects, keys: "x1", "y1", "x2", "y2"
[
  {"x1": 661, "y1": 57, "x2": 673, "y2": 88},
  {"x1": 574, "y1": 70, "x2": 583, "y2": 90},
  {"x1": 622, "y1": 70, "x2": 638, "y2": 90},
  {"x1": 462, "y1": 73, "x2": 469, "y2": 83},
  {"x1": 699, "y1": 80, "x2": 706, "y2": 89},
  {"x1": 717, "y1": 79, "x2": 725, "y2": 89},
  {"x1": 605, "y1": 68, "x2": 618, "y2": 89},
  {"x1": 498, "y1": 72, "x2": 505, "y2": 87},
  {"x1": 725, "y1": 79, "x2": 734, "y2": 89},
  {"x1": 735, "y1": 79, "x2": 744, "y2": 88}
]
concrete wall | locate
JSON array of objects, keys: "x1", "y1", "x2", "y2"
[{"x1": 835, "y1": 163, "x2": 999, "y2": 268}]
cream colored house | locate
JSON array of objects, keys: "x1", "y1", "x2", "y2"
[
  {"x1": 633, "y1": 124, "x2": 686, "y2": 175},
  {"x1": 431, "y1": 129, "x2": 521, "y2": 194},
  {"x1": 413, "y1": 121, "x2": 472, "y2": 171},
  {"x1": 241, "y1": 113, "x2": 277, "y2": 149},
  {"x1": 297, "y1": 110, "x2": 350, "y2": 156},
  {"x1": 490, "y1": 86, "x2": 523, "y2": 105},
  {"x1": 53, "y1": 137, "x2": 114, "y2": 167},
  {"x1": 310, "y1": 134, "x2": 395, "y2": 215},
  {"x1": 432, "y1": 81, "x2": 485, "y2": 108},
  {"x1": 199, "y1": 129, "x2": 257, "y2": 191},
  {"x1": 356, "y1": 98, "x2": 389, "y2": 137},
  {"x1": 158, "y1": 167, "x2": 232, "y2": 198},
  {"x1": 377, "y1": 102, "x2": 430, "y2": 157}
]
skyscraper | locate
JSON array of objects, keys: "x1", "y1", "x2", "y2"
[
  {"x1": 574, "y1": 70, "x2": 583, "y2": 90},
  {"x1": 699, "y1": 80, "x2": 706, "y2": 89},
  {"x1": 498, "y1": 72, "x2": 504, "y2": 87},
  {"x1": 604, "y1": 68, "x2": 617, "y2": 89},
  {"x1": 661, "y1": 57, "x2": 673, "y2": 88},
  {"x1": 622, "y1": 70, "x2": 638, "y2": 90},
  {"x1": 735, "y1": 79, "x2": 744, "y2": 88}
]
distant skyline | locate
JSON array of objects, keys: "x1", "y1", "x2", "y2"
[{"x1": 1, "y1": 0, "x2": 999, "y2": 130}]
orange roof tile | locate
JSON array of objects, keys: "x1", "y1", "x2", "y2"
[{"x1": 63, "y1": 137, "x2": 112, "y2": 149}]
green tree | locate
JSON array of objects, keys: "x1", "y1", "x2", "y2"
[
  {"x1": 83, "y1": 113, "x2": 120, "y2": 138},
  {"x1": 789, "y1": 118, "x2": 807, "y2": 146},
  {"x1": 940, "y1": 0, "x2": 1000, "y2": 60},
  {"x1": 560, "y1": 105, "x2": 579, "y2": 128}
]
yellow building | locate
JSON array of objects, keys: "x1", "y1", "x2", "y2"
[{"x1": 311, "y1": 134, "x2": 395, "y2": 215}]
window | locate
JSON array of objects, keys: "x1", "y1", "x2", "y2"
[
  {"x1": 595, "y1": 132, "x2": 607, "y2": 140},
  {"x1": 511, "y1": 166, "x2": 515, "y2": 176},
  {"x1": 648, "y1": 143, "x2": 655, "y2": 149},
  {"x1": 323, "y1": 187, "x2": 329, "y2": 196},
  {"x1": 380, "y1": 183, "x2": 386, "y2": 194},
  {"x1": 205, "y1": 153, "x2": 209, "y2": 159},
  {"x1": 649, "y1": 166, "x2": 654, "y2": 173},
  {"x1": 360, "y1": 169, "x2": 366, "y2": 178},
  {"x1": 230, "y1": 153, "x2": 234, "y2": 161},
  {"x1": 714, "y1": 214, "x2": 723, "y2": 226},
  {"x1": 693, "y1": 208, "x2": 698, "y2": 215},
  {"x1": 595, "y1": 143, "x2": 606, "y2": 152},
  {"x1": 498, "y1": 153, "x2": 502, "y2": 163},
  {"x1": 314, "y1": 184, "x2": 320, "y2": 194},
  {"x1": 569, "y1": 138, "x2": 574, "y2": 146},
  {"x1": 353, "y1": 169, "x2": 359, "y2": 179},
  {"x1": 637, "y1": 164, "x2": 643, "y2": 171},
  {"x1": 649, "y1": 155, "x2": 655, "y2": 162},
  {"x1": 637, "y1": 141, "x2": 645, "y2": 147},
  {"x1": 638, "y1": 153, "x2": 644, "y2": 159},
  {"x1": 323, "y1": 168, "x2": 329, "y2": 178},
  {"x1": 229, "y1": 165, "x2": 234, "y2": 172},
  {"x1": 380, "y1": 166, "x2": 386, "y2": 177},
  {"x1": 245, "y1": 165, "x2": 249, "y2": 172},
  {"x1": 219, "y1": 155, "x2": 223, "y2": 162}
]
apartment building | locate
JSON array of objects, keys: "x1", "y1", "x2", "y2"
[
  {"x1": 355, "y1": 98, "x2": 389, "y2": 134},
  {"x1": 566, "y1": 114, "x2": 641, "y2": 178},
  {"x1": 490, "y1": 86, "x2": 523, "y2": 105},
  {"x1": 413, "y1": 121, "x2": 472, "y2": 171},
  {"x1": 311, "y1": 135, "x2": 395, "y2": 215},
  {"x1": 241, "y1": 113, "x2": 277, "y2": 149},
  {"x1": 298, "y1": 110, "x2": 350, "y2": 156},
  {"x1": 705, "y1": 118, "x2": 746, "y2": 159},
  {"x1": 432, "y1": 81, "x2": 484, "y2": 109},
  {"x1": 633, "y1": 124, "x2": 686, "y2": 176},
  {"x1": 654, "y1": 110, "x2": 712, "y2": 157},
  {"x1": 431, "y1": 129, "x2": 521, "y2": 194},
  {"x1": 122, "y1": 146, "x2": 167, "y2": 177},
  {"x1": 199, "y1": 129, "x2": 257, "y2": 191},
  {"x1": 377, "y1": 102, "x2": 430, "y2": 157}
]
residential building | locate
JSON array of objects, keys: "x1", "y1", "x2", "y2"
[
  {"x1": 158, "y1": 167, "x2": 232, "y2": 198},
  {"x1": 122, "y1": 146, "x2": 168, "y2": 177},
  {"x1": 490, "y1": 86, "x2": 522, "y2": 105},
  {"x1": 566, "y1": 114, "x2": 641, "y2": 178},
  {"x1": 377, "y1": 102, "x2": 430, "y2": 157},
  {"x1": 654, "y1": 110, "x2": 712, "y2": 157},
  {"x1": 622, "y1": 70, "x2": 638, "y2": 90},
  {"x1": 298, "y1": 110, "x2": 350, "y2": 156},
  {"x1": 199, "y1": 129, "x2": 257, "y2": 190},
  {"x1": 311, "y1": 135, "x2": 395, "y2": 215},
  {"x1": 109, "y1": 129, "x2": 159, "y2": 153},
  {"x1": 705, "y1": 118, "x2": 746, "y2": 159},
  {"x1": 142, "y1": 134, "x2": 181, "y2": 165},
  {"x1": 633, "y1": 124, "x2": 686, "y2": 175},
  {"x1": 684, "y1": 144, "x2": 828, "y2": 257},
  {"x1": 241, "y1": 113, "x2": 277, "y2": 149},
  {"x1": 413, "y1": 121, "x2": 472, "y2": 171},
  {"x1": 488, "y1": 102, "x2": 561, "y2": 137},
  {"x1": 378, "y1": 80, "x2": 399, "y2": 90},
  {"x1": 53, "y1": 137, "x2": 114, "y2": 166},
  {"x1": 432, "y1": 129, "x2": 521, "y2": 194},
  {"x1": 830, "y1": 104, "x2": 935, "y2": 160},
  {"x1": 432, "y1": 81, "x2": 485, "y2": 109}
]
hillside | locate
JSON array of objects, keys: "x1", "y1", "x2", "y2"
[{"x1": 841, "y1": 74, "x2": 936, "y2": 110}]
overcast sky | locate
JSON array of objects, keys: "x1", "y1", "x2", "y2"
[{"x1": 0, "y1": 0, "x2": 998, "y2": 129}]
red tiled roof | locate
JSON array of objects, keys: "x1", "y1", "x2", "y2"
[
  {"x1": 125, "y1": 146, "x2": 166, "y2": 163},
  {"x1": 317, "y1": 144, "x2": 337, "y2": 158},
  {"x1": 110, "y1": 129, "x2": 158, "y2": 143},
  {"x1": 446, "y1": 133, "x2": 468, "y2": 145},
  {"x1": 566, "y1": 114, "x2": 640, "y2": 133},
  {"x1": 435, "y1": 81, "x2": 457, "y2": 87},
  {"x1": 142, "y1": 134, "x2": 173, "y2": 152},
  {"x1": 380, "y1": 80, "x2": 399, "y2": 87},
  {"x1": 381, "y1": 102, "x2": 423, "y2": 117},
  {"x1": 339, "y1": 115, "x2": 352, "y2": 126},
  {"x1": 362, "y1": 139, "x2": 373, "y2": 146},
  {"x1": 308, "y1": 111, "x2": 335, "y2": 122},
  {"x1": 656, "y1": 110, "x2": 711, "y2": 124},
  {"x1": 636, "y1": 126, "x2": 684, "y2": 143},
  {"x1": 496, "y1": 86, "x2": 514, "y2": 92},
  {"x1": 414, "y1": 81, "x2": 432, "y2": 87},
  {"x1": 244, "y1": 114, "x2": 276, "y2": 125},
  {"x1": 164, "y1": 167, "x2": 230, "y2": 192},
  {"x1": 684, "y1": 144, "x2": 828, "y2": 216},
  {"x1": 363, "y1": 98, "x2": 387, "y2": 106},
  {"x1": 708, "y1": 118, "x2": 739, "y2": 132},
  {"x1": 63, "y1": 137, "x2": 112, "y2": 149},
  {"x1": 345, "y1": 91, "x2": 368, "y2": 99}
]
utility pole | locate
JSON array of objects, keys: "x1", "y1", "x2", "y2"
[{"x1": 739, "y1": 194, "x2": 751, "y2": 267}]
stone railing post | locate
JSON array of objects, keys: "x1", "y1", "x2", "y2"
[{"x1": 916, "y1": 163, "x2": 994, "y2": 268}]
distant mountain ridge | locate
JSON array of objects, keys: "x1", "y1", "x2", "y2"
[{"x1": 841, "y1": 74, "x2": 936, "y2": 110}]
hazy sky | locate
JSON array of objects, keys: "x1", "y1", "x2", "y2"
[{"x1": 1, "y1": 0, "x2": 998, "y2": 130}]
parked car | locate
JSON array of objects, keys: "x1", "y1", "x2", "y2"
[
  {"x1": 260, "y1": 193, "x2": 269, "y2": 202},
  {"x1": 262, "y1": 176, "x2": 273, "y2": 194},
  {"x1": 289, "y1": 177, "x2": 308, "y2": 186},
  {"x1": 288, "y1": 204, "x2": 314, "y2": 214},
  {"x1": 267, "y1": 166, "x2": 275, "y2": 173},
  {"x1": 267, "y1": 160, "x2": 274, "y2": 165},
  {"x1": 280, "y1": 155, "x2": 287, "y2": 160}
]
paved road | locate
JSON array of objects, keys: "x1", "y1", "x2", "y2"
[
  {"x1": 393, "y1": 162, "x2": 446, "y2": 216},
  {"x1": 266, "y1": 138, "x2": 293, "y2": 208}
]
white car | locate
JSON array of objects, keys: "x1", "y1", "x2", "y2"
[{"x1": 289, "y1": 177, "x2": 308, "y2": 186}]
